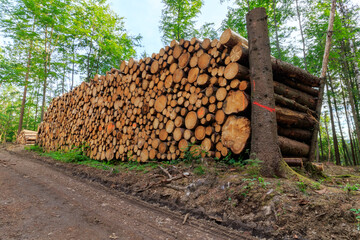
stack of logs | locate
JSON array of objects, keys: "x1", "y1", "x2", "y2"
[
  {"x1": 17, "y1": 130, "x2": 37, "y2": 145},
  {"x1": 37, "y1": 29, "x2": 320, "y2": 163}
]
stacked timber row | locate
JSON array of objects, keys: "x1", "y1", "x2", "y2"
[
  {"x1": 37, "y1": 29, "x2": 320, "y2": 162},
  {"x1": 17, "y1": 130, "x2": 37, "y2": 145}
]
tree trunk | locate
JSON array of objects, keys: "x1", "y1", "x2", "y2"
[
  {"x1": 71, "y1": 38, "x2": 75, "y2": 90},
  {"x1": 342, "y1": 89, "x2": 357, "y2": 165},
  {"x1": 62, "y1": 58, "x2": 66, "y2": 95},
  {"x1": 18, "y1": 39, "x2": 33, "y2": 135},
  {"x1": 324, "y1": 111, "x2": 332, "y2": 162},
  {"x1": 329, "y1": 76, "x2": 351, "y2": 165},
  {"x1": 339, "y1": 42, "x2": 360, "y2": 148},
  {"x1": 41, "y1": 28, "x2": 49, "y2": 122},
  {"x1": 318, "y1": 131, "x2": 324, "y2": 162},
  {"x1": 295, "y1": 0, "x2": 307, "y2": 71},
  {"x1": 34, "y1": 86, "x2": 40, "y2": 129},
  {"x1": 308, "y1": 0, "x2": 337, "y2": 162},
  {"x1": 326, "y1": 82, "x2": 341, "y2": 165},
  {"x1": 18, "y1": 20, "x2": 35, "y2": 135},
  {"x1": 246, "y1": 7, "x2": 283, "y2": 177}
]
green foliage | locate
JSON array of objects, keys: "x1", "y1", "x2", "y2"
[
  {"x1": 26, "y1": 144, "x2": 90, "y2": 163},
  {"x1": 181, "y1": 143, "x2": 208, "y2": 162},
  {"x1": 296, "y1": 181, "x2": 307, "y2": 194},
  {"x1": 241, "y1": 177, "x2": 256, "y2": 197},
  {"x1": 350, "y1": 208, "x2": 360, "y2": 230},
  {"x1": 311, "y1": 182, "x2": 321, "y2": 190},
  {"x1": 197, "y1": 22, "x2": 219, "y2": 39},
  {"x1": 25, "y1": 144, "x2": 159, "y2": 173},
  {"x1": 159, "y1": 0, "x2": 203, "y2": 44},
  {"x1": 343, "y1": 183, "x2": 360, "y2": 193},
  {"x1": 193, "y1": 165, "x2": 206, "y2": 175},
  {"x1": 0, "y1": 0, "x2": 140, "y2": 141},
  {"x1": 159, "y1": 0, "x2": 218, "y2": 43},
  {"x1": 244, "y1": 157, "x2": 263, "y2": 167},
  {"x1": 258, "y1": 176, "x2": 270, "y2": 189}
]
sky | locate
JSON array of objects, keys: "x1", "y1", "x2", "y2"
[{"x1": 109, "y1": 0, "x2": 233, "y2": 58}]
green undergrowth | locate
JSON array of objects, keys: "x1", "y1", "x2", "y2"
[
  {"x1": 25, "y1": 145, "x2": 159, "y2": 173},
  {"x1": 24, "y1": 144, "x2": 257, "y2": 178}
]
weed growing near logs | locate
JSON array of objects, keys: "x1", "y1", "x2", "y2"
[
  {"x1": 25, "y1": 145, "x2": 158, "y2": 173},
  {"x1": 343, "y1": 183, "x2": 360, "y2": 194},
  {"x1": 297, "y1": 181, "x2": 307, "y2": 194},
  {"x1": 350, "y1": 208, "x2": 360, "y2": 230}
]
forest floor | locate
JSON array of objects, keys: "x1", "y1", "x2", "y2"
[{"x1": 1, "y1": 143, "x2": 360, "y2": 240}]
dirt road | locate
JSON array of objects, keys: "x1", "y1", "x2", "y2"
[{"x1": 0, "y1": 146, "x2": 253, "y2": 240}]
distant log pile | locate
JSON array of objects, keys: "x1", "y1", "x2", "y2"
[
  {"x1": 17, "y1": 130, "x2": 37, "y2": 145},
  {"x1": 37, "y1": 29, "x2": 320, "y2": 163}
]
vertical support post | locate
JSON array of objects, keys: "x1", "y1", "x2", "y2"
[{"x1": 246, "y1": 8, "x2": 283, "y2": 177}]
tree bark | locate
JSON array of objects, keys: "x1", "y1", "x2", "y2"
[
  {"x1": 341, "y1": 89, "x2": 357, "y2": 165},
  {"x1": 41, "y1": 28, "x2": 49, "y2": 122},
  {"x1": 18, "y1": 19, "x2": 35, "y2": 135},
  {"x1": 18, "y1": 38, "x2": 33, "y2": 135},
  {"x1": 247, "y1": 7, "x2": 283, "y2": 177},
  {"x1": 295, "y1": 0, "x2": 307, "y2": 71},
  {"x1": 324, "y1": 111, "x2": 332, "y2": 162},
  {"x1": 326, "y1": 82, "x2": 341, "y2": 165},
  {"x1": 329, "y1": 77, "x2": 351, "y2": 165}
]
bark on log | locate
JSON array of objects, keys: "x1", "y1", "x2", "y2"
[
  {"x1": 276, "y1": 106, "x2": 316, "y2": 128},
  {"x1": 284, "y1": 158, "x2": 304, "y2": 167},
  {"x1": 278, "y1": 126, "x2": 312, "y2": 142},
  {"x1": 274, "y1": 94, "x2": 316, "y2": 116},
  {"x1": 274, "y1": 81, "x2": 316, "y2": 110},
  {"x1": 279, "y1": 136, "x2": 310, "y2": 157}
]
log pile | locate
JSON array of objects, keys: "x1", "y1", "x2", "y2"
[
  {"x1": 37, "y1": 29, "x2": 320, "y2": 163},
  {"x1": 17, "y1": 130, "x2": 37, "y2": 145}
]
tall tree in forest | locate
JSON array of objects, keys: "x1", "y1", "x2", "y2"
[
  {"x1": 295, "y1": 0, "x2": 308, "y2": 70},
  {"x1": 159, "y1": 0, "x2": 203, "y2": 44},
  {"x1": 308, "y1": 0, "x2": 337, "y2": 163}
]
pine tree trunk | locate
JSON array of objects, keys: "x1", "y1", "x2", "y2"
[
  {"x1": 329, "y1": 77, "x2": 351, "y2": 165},
  {"x1": 342, "y1": 89, "x2": 357, "y2": 165},
  {"x1": 295, "y1": 0, "x2": 307, "y2": 71},
  {"x1": 324, "y1": 111, "x2": 332, "y2": 162},
  {"x1": 71, "y1": 39, "x2": 75, "y2": 90},
  {"x1": 41, "y1": 29, "x2": 48, "y2": 122},
  {"x1": 326, "y1": 82, "x2": 341, "y2": 165},
  {"x1": 340, "y1": 42, "x2": 360, "y2": 147},
  {"x1": 18, "y1": 40, "x2": 33, "y2": 134},
  {"x1": 18, "y1": 20, "x2": 35, "y2": 135},
  {"x1": 247, "y1": 7, "x2": 283, "y2": 177},
  {"x1": 33, "y1": 85, "x2": 40, "y2": 129}
]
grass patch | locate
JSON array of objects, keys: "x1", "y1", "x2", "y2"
[
  {"x1": 25, "y1": 145, "x2": 160, "y2": 173},
  {"x1": 193, "y1": 165, "x2": 206, "y2": 175}
]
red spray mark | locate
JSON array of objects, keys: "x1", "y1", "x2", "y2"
[{"x1": 253, "y1": 101, "x2": 275, "y2": 112}]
